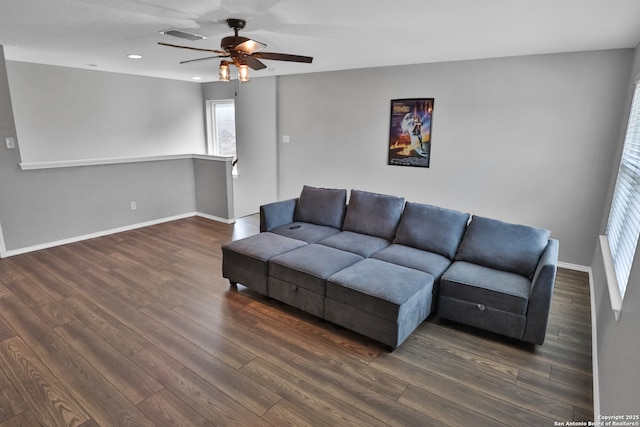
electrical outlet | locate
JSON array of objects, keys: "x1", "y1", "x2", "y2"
[
  {"x1": 282, "y1": 135, "x2": 291, "y2": 143},
  {"x1": 130, "y1": 201, "x2": 137, "y2": 210},
  {"x1": 5, "y1": 137, "x2": 15, "y2": 149}
]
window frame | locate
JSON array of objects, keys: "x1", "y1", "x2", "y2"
[
  {"x1": 205, "y1": 99, "x2": 236, "y2": 157},
  {"x1": 605, "y1": 76, "x2": 640, "y2": 310}
]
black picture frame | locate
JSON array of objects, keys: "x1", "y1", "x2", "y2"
[{"x1": 388, "y1": 98, "x2": 434, "y2": 168}]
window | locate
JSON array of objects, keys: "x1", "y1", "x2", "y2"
[
  {"x1": 206, "y1": 99, "x2": 237, "y2": 166},
  {"x1": 605, "y1": 79, "x2": 640, "y2": 302}
]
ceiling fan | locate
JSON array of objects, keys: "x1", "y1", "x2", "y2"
[{"x1": 158, "y1": 18, "x2": 313, "y2": 81}]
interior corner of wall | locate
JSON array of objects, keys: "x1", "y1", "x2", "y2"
[{"x1": 0, "y1": 221, "x2": 7, "y2": 258}]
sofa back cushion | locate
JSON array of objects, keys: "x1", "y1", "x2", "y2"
[
  {"x1": 342, "y1": 190, "x2": 405, "y2": 240},
  {"x1": 394, "y1": 202, "x2": 470, "y2": 259},
  {"x1": 455, "y1": 215, "x2": 550, "y2": 278},
  {"x1": 294, "y1": 185, "x2": 347, "y2": 229}
]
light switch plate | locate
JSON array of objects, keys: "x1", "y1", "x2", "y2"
[{"x1": 5, "y1": 137, "x2": 15, "y2": 149}]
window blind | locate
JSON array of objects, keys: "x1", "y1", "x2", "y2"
[{"x1": 606, "y1": 81, "x2": 640, "y2": 300}]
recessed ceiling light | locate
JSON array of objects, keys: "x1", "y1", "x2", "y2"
[
  {"x1": 127, "y1": 54, "x2": 143, "y2": 59},
  {"x1": 192, "y1": 76, "x2": 202, "y2": 81}
]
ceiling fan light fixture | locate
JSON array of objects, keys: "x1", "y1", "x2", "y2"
[
  {"x1": 236, "y1": 39, "x2": 265, "y2": 55},
  {"x1": 219, "y1": 61, "x2": 230, "y2": 81},
  {"x1": 238, "y1": 64, "x2": 250, "y2": 83},
  {"x1": 159, "y1": 17, "x2": 313, "y2": 83}
]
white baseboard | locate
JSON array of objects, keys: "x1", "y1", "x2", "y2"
[
  {"x1": 196, "y1": 212, "x2": 236, "y2": 224},
  {"x1": 557, "y1": 261, "x2": 590, "y2": 272},
  {"x1": 587, "y1": 268, "x2": 601, "y2": 420},
  {"x1": 0, "y1": 212, "x2": 234, "y2": 258}
]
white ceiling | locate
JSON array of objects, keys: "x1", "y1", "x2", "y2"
[{"x1": 1, "y1": 0, "x2": 640, "y2": 83}]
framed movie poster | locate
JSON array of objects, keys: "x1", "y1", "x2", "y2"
[{"x1": 388, "y1": 98, "x2": 434, "y2": 168}]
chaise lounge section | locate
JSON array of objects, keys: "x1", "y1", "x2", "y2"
[
  {"x1": 221, "y1": 185, "x2": 559, "y2": 349},
  {"x1": 439, "y1": 216, "x2": 559, "y2": 345}
]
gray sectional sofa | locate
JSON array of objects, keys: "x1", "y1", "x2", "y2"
[{"x1": 222, "y1": 185, "x2": 558, "y2": 349}]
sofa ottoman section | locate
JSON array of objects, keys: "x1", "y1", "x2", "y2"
[
  {"x1": 326, "y1": 259, "x2": 434, "y2": 349},
  {"x1": 222, "y1": 232, "x2": 307, "y2": 295},
  {"x1": 268, "y1": 244, "x2": 363, "y2": 317}
]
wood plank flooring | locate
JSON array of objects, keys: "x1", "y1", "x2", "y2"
[{"x1": 0, "y1": 216, "x2": 593, "y2": 426}]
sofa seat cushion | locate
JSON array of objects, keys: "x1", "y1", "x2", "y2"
[
  {"x1": 327, "y1": 259, "x2": 434, "y2": 323},
  {"x1": 371, "y1": 244, "x2": 451, "y2": 281},
  {"x1": 294, "y1": 185, "x2": 347, "y2": 229},
  {"x1": 270, "y1": 222, "x2": 341, "y2": 243},
  {"x1": 342, "y1": 190, "x2": 405, "y2": 240},
  {"x1": 393, "y1": 202, "x2": 469, "y2": 259},
  {"x1": 318, "y1": 231, "x2": 391, "y2": 257},
  {"x1": 221, "y1": 232, "x2": 307, "y2": 295},
  {"x1": 456, "y1": 216, "x2": 550, "y2": 278},
  {"x1": 440, "y1": 261, "x2": 531, "y2": 315},
  {"x1": 269, "y1": 244, "x2": 363, "y2": 295}
]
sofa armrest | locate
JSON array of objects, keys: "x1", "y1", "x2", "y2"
[
  {"x1": 522, "y1": 239, "x2": 559, "y2": 344},
  {"x1": 260, "y1": 198, "x2": 298, "y2": 232}
]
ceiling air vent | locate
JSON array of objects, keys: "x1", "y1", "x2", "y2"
[{"x1": 159, "y1": 29, "x2": 207, "y2": 41}]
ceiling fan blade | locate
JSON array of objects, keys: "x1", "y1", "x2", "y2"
[
  {"x1": 253, "y1": 52, "x2": 313, "y2": 63},
  {"x1": 158, "y1": 42, "x2": 226, "y2": 55},
  {"x1": 243, "y1": 56, "x2": 267, "y2": 70},
  {"x1": 180, "y1": 55, "x2": 229, "y2": 64}
]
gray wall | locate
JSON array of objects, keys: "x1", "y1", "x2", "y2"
[
  {"x1": 0, "y1": 157, "x2": 197, "y2": 250},
  {"x1": 277, "y1": 50, "x2": 633, "y2": 266},
  {"x1": 0, "y1": 47, "x2": 231, "y2": 253},
  {"x1": 7, "y1": 61, "x2": 206, "y2": 163},
  {"x1": 0, "y1": 46, "x2": 20, "y2": 255},
  {"x1": 194, "y1": 157, "x2": 234, "y2": 220},
  {"x1": 233, "y1": 77, "x2": 278, "y2": 217},
  {"x1": 591, "y1": 42, "x2": 640, "y2": 416},
  {"x1": 201, "y1": 78, "x2": 279, "y2": 218}
]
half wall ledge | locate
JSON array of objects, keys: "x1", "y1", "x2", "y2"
[{"x1": 19, "y1": 153, "x2": 233, "y2": 170}]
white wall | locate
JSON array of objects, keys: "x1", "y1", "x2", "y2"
[
  {"x1": 277, "y1": 50, "x2": 633, "y2": 266},
  {"x1": 6, "y1": 61, "x2": 206, "y2": 163}
]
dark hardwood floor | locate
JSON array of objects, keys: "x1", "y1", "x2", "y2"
[{"x1": 0, "y1": 215, "x2": 593, "y2": 426}]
